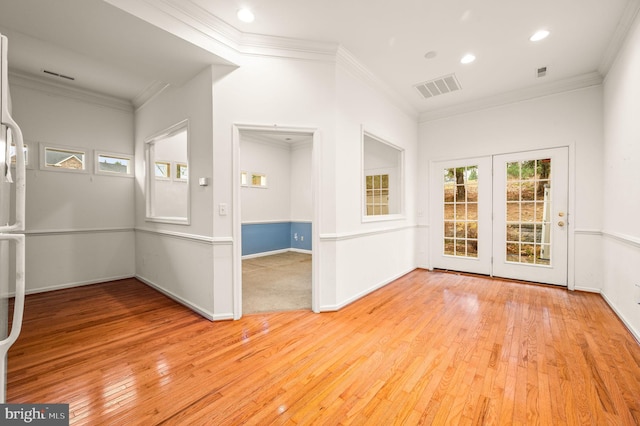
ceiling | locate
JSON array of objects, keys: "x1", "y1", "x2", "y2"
[{"x1": 0, "y1": 0, "x2": 637, "y2": 116}]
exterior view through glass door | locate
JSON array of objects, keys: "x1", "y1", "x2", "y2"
[{"x1": 430, "y1": 147, "x2": 569, "y2": 286}]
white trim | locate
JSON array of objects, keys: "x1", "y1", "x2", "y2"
[
  {"x1": 241, "y1": 248, "x2": 289, "y2": 260},
  {"x1": 241, "y1": 219, "x2": 311, "y2": 225},
  {"x1": 241, "y1": 247, "x2": 312, "y2": 260},
  {"x1": 602, "y1": 230, "x2": 640, "y2": 249},
  {"x1": 599, "y1": 0, "x2": 640, "y2": 77},
  {"x1": 136, "y1": 274, "x2": 215, "y2": 321},
  {"x1": 336, "y1": 46, "x2": 417, "y2": 119},
  {"x1": 25, "y1": 227, "x2": 133, "y2": 236},
  {"x1": 320, "y1": 267, "x2": 415, "y2": 312},
  {"x1": 419, "y1": 73, "x2": 603, "y2": 122},
  {"x1": 573, "y1": 286, "x2": 602, "y2": 293},
  {"x1": 320, "y1": 224, "x2": 416, "y2": 242},
  {"x1": 134, "y1": 227, "x2": 232, "y2": 245},
  {"x1": 290, "y1": 248, "x2": 312, "y2": 255},
  {"x1": 574, "y1": 229, "x2": 603, "y2": 236},
  {"x1": 8, "y1": 70, "x2": 132, "y2": 112},
  {"x1": 22, "y1": 275, "x2": 135, "y2": 296}
]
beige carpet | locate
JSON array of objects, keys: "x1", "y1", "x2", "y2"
[{"x1": 242, "y1": 251, "x2": 312, "y2": 314}]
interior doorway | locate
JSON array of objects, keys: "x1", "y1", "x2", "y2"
[
  {"x1": 232, "y1": 125, "x2": 318, "y2": 318},
  {"x1": 429, "y1": 147, "x2": 569, "y2": 286}
]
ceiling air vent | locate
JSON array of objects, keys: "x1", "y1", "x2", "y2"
[
  {"x1": 536, "y1": 66, "x2": 548, "y2": 78},
  {"x1": 414, "y1": 74, "x2": 461, "y2": 99}
]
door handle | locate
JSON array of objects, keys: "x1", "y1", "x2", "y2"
[{"x1": 558, "y1": 221, "x2": 565, "y2": 227}]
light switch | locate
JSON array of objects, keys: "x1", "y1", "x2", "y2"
[{"x1": 219, "y1": 203, "x2": 227, "y2": 216}]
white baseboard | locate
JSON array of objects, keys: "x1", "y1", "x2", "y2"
[
  {"x1": 22, "y1": 274, "x2": 135, "y2": 296},
  {"x1": 242, "y1": 248, "x2": 311, "y2": 260},
  {"x1": 289, "y1": 248, "x2": 312, "y2": 255},
  {"x1": 135, "y1": 274, "x2": 215, "y2": 321},
  {"x1": 320, "y1": 267, "x2": 415, "y2": 312},
  {"x1": 573, "y1": 286, "x2": 601, "y2": 293}
]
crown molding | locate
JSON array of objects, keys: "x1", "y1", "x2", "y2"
[
  {"x1": 599, "y1": 0, "x2": 640, "y2": 76},
  {"x1": 419, "y1": 71, "x2": 603, "y2": 122},
  {"x1": 132, "y1": 79, "x2": 170, "y2": 111},
  {"x1": 335, "y1": 46, "x2": 418, "y2": 119},
  {"x1": 8, "y1": 70, "x2": 133, "y2": 113},
  {"x1": 106, "y1": 0, "x2": 418, "y2": 119}
]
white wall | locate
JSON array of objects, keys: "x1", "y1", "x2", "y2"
[
  {"x1": 240, "y1": 137, "x2": 313, "y2": 224},
  {"x1": 331, "y1": 65, "x2": 418, "y2": 308},
  {"x1": 134, "y1": 66, "x2": 218, "y2": 319},
  {"x1": 214, "y1": 55, "x2": 337, "y2": 314},
  {"x1": 290, "y1": 141, "x2": 313, "y2": 222},
  {"x1": 9, "y1": 76, "x2": 135, "y2": 293},
  {"x1": 213, "y1": 53, "x2": 418, "y2": 314},
  {"x1": 240, "y1": 137, "x2": 292, "y2": 223},
  {"x1": 602, "y1": 11, "x2": 640, "y2": 340},
  {"x1": 418, "y1": 86, "x2": 604, "y2": 289}
]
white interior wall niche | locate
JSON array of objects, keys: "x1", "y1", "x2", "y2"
[
  {"x1": 144, "y1": 119, "x2": 189, "y2": 224},
  {"x1": 361, "y1": 130, "x2": 404, "y2": 221}
]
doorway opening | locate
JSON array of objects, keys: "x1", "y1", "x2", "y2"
[{"x1": 232, "y1": 125, "x2": 319, "y2": 318}]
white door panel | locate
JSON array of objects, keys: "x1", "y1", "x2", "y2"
[
  {"x1": 430, "y1": 157, "x2": 492, "y2": 275},
  {"x1": 492, "y1": 148, "x2": 569, "y2": 285}
]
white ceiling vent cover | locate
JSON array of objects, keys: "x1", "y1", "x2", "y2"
[{"x1": 414, "y1": 74, "x2": 461, "y2": 99}]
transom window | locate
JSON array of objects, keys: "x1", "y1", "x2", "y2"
[
  {"x1": 95, "y1": 152, "x2": 133, "y2": 176},
  {"x1": 41, "y1": 145, "x2": 87, "y2": 172}
]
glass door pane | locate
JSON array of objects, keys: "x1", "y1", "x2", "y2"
[
  {"x1": 430, "y1": 157, "x2": 491, "y2": 276},
  {"x1": 504, "y1": 158, "x2": 552, "y2": 265},
  {"x1": 443, "y1": 165, "x2": 478, "y2": 258}
]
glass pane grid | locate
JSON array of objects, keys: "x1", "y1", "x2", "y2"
[
  {"x1": 504, "y1": 159, "x2": 552, "y2": 266},
  {"x1": 366, "y1": 174, "x2": 390, "y2": 216},
  {"x1": 443, "y1": 165, "x2": 478, "y2": 259}
]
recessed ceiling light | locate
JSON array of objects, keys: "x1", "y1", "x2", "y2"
[
  {"x1": 237, "y1": 8, "x2": 255, "y2": 23},
  {"x1": 424, "y1": 51, "x2": 438, "y2": 59},
  {"x1": 530, "y1": 30, "x2": 550, "y2": 42},
  {"x1": 460, "y1": 53, "x2": 476, "y2": 64}
]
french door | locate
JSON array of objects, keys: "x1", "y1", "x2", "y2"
[{"x1": 430, "y1": 147, "x2": 569, "y2": 286}]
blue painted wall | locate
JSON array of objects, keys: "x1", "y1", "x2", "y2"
[
  {"x1": 291, "y1": 222, "x2": 312, "y2": 251},
  {"x1": 242, "y1": 222, "x2": 312, "y2": 256}
]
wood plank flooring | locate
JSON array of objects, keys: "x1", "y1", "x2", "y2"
[{"x1": 7, "y1": 270, "x2": 640, "y2": 425}]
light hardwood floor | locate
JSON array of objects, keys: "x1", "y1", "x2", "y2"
[{"x1": 7, "y1": 270, "x2": 640, "y2": 425}]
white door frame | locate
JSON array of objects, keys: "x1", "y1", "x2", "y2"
[
  {"x1": 492, "y1": 147, "x2": 569, "y2": 286},
  {"x1": 429, "y1": 156, "x2": 493, "y2": 276},
  {"x1": 428, "y1": 144, "x2": 576, "y2": 290},
  {"x1": 232, "y1": 123, "x2": 321, "y2": 319}
]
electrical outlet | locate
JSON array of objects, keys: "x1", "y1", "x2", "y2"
[{"x1": 300, "y1": 235, "x2": 304, "y2": 242}]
